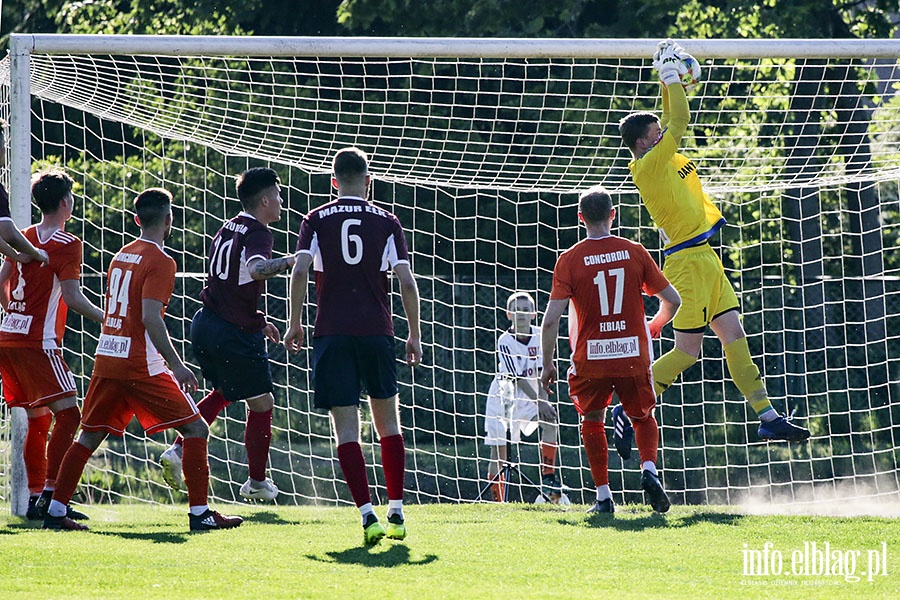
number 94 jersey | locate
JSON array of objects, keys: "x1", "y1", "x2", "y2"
[
  {"x1": 93, "y1": 239, "x2": 176, "y2": 379},
  {"x1": 549, "y1": 235, "x2": 670, "y2": 378}
]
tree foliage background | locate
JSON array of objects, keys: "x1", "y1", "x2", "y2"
[{"x1": 0, "y1": 1, "x2": 898, "y2": 502}]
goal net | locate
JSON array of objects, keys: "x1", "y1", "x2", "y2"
[{"x1": 1, "y1": 36, "x2": 899, "y2": 513}]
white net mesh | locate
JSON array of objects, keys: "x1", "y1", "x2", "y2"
[{"x1": 1, "y1": 38, "x2": 899, "y2": 509}]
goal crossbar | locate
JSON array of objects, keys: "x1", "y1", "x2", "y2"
[{"x1": 2, "y1": 35, "x2": 899, "y2": 512}]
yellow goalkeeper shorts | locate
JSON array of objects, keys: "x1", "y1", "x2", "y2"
[{"x1": 663, "y1": 243, "x2": 740, "y2": 332}]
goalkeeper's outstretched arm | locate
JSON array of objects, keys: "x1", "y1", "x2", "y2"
[{"x1": 661, "y1": 81, "x2": 690, "y2": 146}]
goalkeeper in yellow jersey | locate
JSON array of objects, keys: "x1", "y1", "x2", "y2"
[{"x1": 617, "y1": 39, "x2": 809, "y2": 443}]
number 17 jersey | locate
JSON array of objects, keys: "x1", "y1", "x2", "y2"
[
  {"x1": 93, "y1": 239, "x2": 176, "y2": 380},
  {"x1": 549, "y1": 235, "x2": 669, "y2": 378}
]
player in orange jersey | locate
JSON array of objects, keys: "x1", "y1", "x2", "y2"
[
  {"x1": 540, "y1": 187, "x2": 681, "y2": 514},
  {"x1": 43, "y1": 188, "x2": 242, "y2": 531},
  {"x1": 0, "y1": 170, "x2": 103, "y2": 521}
]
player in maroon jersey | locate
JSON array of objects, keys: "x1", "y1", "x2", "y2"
[
  {"x1": 159, "y1": 168, "x2": 296, "y2": 501},
  {"x1": 0, "y1": 120, "x2": 49, "y2": 264},
  {"x1": 285, "y1": 147, "x2": 422, "y2": 545}
]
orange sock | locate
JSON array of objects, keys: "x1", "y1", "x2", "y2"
[
  {"x1": 25, "y1": 413, "x2": 52, "y2": 494},
  {"x1": 540, "y1": 442, "x2": 558, "y2": 476},
  {"x1": 490, "y1": 473, "x2": 506, "y2": 502},
  {"x1": 581, "y1": 420, "x2": 609, "y2": 487},
  {"x1": 633, "y1": 415, "x2": 659, "y2": 465},
  {"x1": 45, "y1": 407, "x2": 80, "y2": 490},
  {"x1": 52, "y1": 442, "x2": 93, "y2": 507},
  {"x1": 182, "y1": 437, "x2": 210, "y2": 508}
]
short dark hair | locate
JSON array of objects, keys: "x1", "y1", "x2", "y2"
[
  {"x1": 134, "y1": 188, "x2": 172, "y2": 228},
  {"x1": 578, "y1": 186, "x2": 613, "y2": 224},
  {"x1": 235, "y1": 167, "x2": 280, "y2": 210},
  {"x1": 618, "y1": 112, "x2": 659, "y2": 152},
  {"x1": 31, "y1": 170, "x2": 74, "y2": 214},
  {"x1": 333, "y1": 147, "x2": 369, "y2": 187}
]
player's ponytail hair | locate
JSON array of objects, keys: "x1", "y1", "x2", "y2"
[{"x1": 134, "y1": 188, "x2": 173, "y2": 228}]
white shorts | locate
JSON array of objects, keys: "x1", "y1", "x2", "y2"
[{"x1": 484, "y1": 378, "x2": 539, "y2": 445}]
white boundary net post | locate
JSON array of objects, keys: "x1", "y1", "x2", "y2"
[{"x1": 6, "y1": 36, "x2": 33, "y2": 516}]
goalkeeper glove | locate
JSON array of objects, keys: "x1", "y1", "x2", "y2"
[
  {"x1": 652, "y1": 38, "x2": 681, "y2": 70},
  {"x1": 655, "y1": 46, "x2": 686, "y2": 87}
]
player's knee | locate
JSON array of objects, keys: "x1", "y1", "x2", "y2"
[
  {"x1": 484, "y1": 419, "x2": 506, "y2": 445},
  {"x1": 180, "y1": 418, "x2": 209, "y2": 439},
  {"x1": 77, "y1": 430, "x2": 107, "y2": 452},
  {"x1": 626, "y1": 407, "x2": 654, "y2": 422},
  {"x1": 582, "y1": 409, "x2": 605, "y2": 422}
]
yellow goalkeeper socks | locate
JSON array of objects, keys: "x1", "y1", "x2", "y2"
[
  {"x1": 723, "y1": 337, "x2": 774, "y2": 417},
  {"x1": 651, "y1": 348, "x2": 697, "y2": 396}
]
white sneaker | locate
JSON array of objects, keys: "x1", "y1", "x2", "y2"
[
  {"x1": 239, "y1": 477, "x2": 279, "y2": 501},
  {"x1": 534, "y1": 492, "x2": 572, "y2": 506},
  {"x1": 159, "y1": 445, "x2": 184, "y2": 491}
]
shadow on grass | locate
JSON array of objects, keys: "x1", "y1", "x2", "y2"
[
  {"x1": 306, "y1": 544, "x2": 438, "y2": 568},
  {"x1": 246, "y1": 510, "x2": 315, "y2": 526},
  {"x1": 95, "y1": 530, "x2": 191, "y2": 544},
  {"x1": 560, "y1": 510, "x2": 745, "y2": 531},
  {"x1": 0, "y1": 519, "x2": 39, "y2": 533}
]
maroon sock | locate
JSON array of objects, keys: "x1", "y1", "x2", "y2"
[
  {"x1": 45, "y1": 407, "x2": 81, "y2": 489},
  {"x1": 25, "y1": 413, "x2": 52, "y2": 494},
  {"x1": 245, "y1": 408, "x2": 273, "y2": 482},
  {"x1": 379, "y1": 434, "x2": 405, "y2": 501},
  {"x1": 337, "y1": 442, "x2": 371, "y2": 508},
  {"x1": 175, "y1": 389, "x2": 229, "y2": 447},
  {"x1": 52, "y1": 442, "x2": 93, "y2": 507}
]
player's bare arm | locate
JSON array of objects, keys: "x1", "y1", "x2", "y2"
[
  {"x1": 0, "y1": 259, "x2": 11, "y2": 306},
  {"x1": 283, "y1": 252, "x2": 313, "y2": 354},
  {"x1": 141, "y1": 297, "x2": 198, "y2": 393},
  {"x1": 0, "y1": 221, "x2": 49, "y2": 264},
  {"x1": 248, "y1": 253, "x2": 297, "y2": 281},
  {"x1": 60, "y1": 279, "x2": 105, "y2": 323},
  {"x1": 394, "y1": 262, "x2": 422, "y2": 366},
  {"x1": 0, "y1": 234, "x2": 21, "y2": 262},
  {"x1": 539, "y1": 298, "x2": 567, "y2": 394},
  {"x1": 647, "y1": 284, "x2": 681, "y2": 339}
]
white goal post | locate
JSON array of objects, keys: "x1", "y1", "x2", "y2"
[{"x1": 2, "y1": 35, "x2": 899, "y2": 514}]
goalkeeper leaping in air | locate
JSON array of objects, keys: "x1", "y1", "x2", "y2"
[{"x1": 617, "y1": 39, "x2": 810, "y2": 444}]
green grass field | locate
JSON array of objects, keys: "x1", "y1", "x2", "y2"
[{"x1": 1, "y1": 502, "x2": 897, "y2": 599}]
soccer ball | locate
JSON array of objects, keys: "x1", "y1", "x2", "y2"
[{"x1": 679, "y1": 55, "x2": 701, "y2": 91}]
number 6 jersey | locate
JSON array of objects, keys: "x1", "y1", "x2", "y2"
[
  {"x1": 93, "y1": 238, "x2": 176, "y2": 379},
  {"x1": 296, "y1": 195, "x2": 409, "y2": 338}
]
